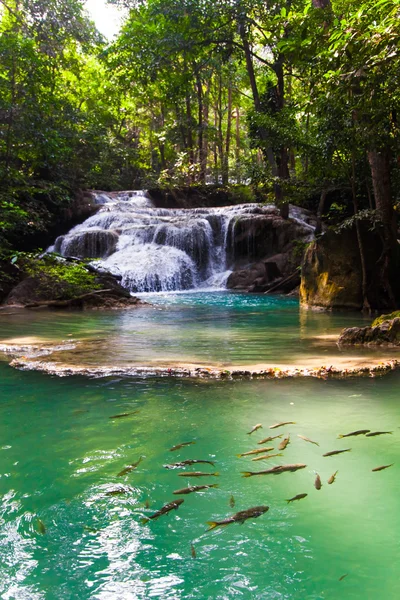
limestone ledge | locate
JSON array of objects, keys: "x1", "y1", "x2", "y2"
[{"x1": 6, "y1": 357, "x2": 400, "y2": 380}]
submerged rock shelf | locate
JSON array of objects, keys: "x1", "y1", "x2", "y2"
[{"x1": 1, "y1": 341, "x2": 399, "y2": 380}]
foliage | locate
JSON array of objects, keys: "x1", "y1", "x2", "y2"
[{"x1": 18, "y1": 253, "x2": 101, "y2": 300}]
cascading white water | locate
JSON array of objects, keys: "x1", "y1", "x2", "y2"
[{"x1": 52, "y1": 190, "x2": 315, "y2": 293}]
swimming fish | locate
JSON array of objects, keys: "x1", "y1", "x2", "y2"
[
  {"x1": 164, "y1": 459, "x2": 215, "y2": 469},
  {"x1": 372, "y1": 464, "x2": 394, "y2": 472},
  {"x1": 229, "y1": 494, "x2": 235, "y2": 508},
  {"x1": 206, "y1": 506, "x2": 269, "y2": 531},
  {"x1": 142, "y1": 499, "x2": 184, "y2": 523},
  {"x1": 37, "y1": 518, "x2": 46, "y2": 535},
  {"x1": 169, "y1": 442, "x2": 196, "y2": 451},
  {"x1": 237, "y1": 446, "x2": 274, "y2": 457},
  {"x1": 286, "y1": 493, "x2": 308, "y2": 503},
  {"x1": 173, "y1": 484, "x2": 219, "y2": 495},
  {"x1": 297, "y1": 434, "x2": 319, "y2": 446},
  {"x1": 339, "y1": 574, "x2": 348, "y2": 581},
  {"x1": 314, "y1": 473, "x2": 322, "y2": 490},
  {"x1": 269, "y1": 421, "x2": 296, "y2": 429},
  {"x1": 105, "y1": 486, "x2": 132, "y2": 496},
  {"x1": 366, "y1": 431, "x2": 393, "y2": 437},
  {"x1": 178, "y1": 471, "x2": 219, "y2": 477},
  {"x1": 247, "y1": 424, "x2": 262, "y2": 435},
  {"x1": 338, "y1": 429, "x2": 370, "y2": 438},
  {"x1": 117, "y1": 456, "x2": 143, "y2": 477},
  {"x1": 323, "y1": 449, "x2": 351, "y2": 457},
  {"x1": 109, "y1": 411, "x2": 139, "y2": 419},
  {"x1": 251, "y1": 453, "x2": 283, "y2": 461},
  {"x1": 191, "y1": 544, "x2": 197, "y2": 558},
  {"x1": 258, "y1": 434, "x2": 283, "y2": 444},
  {"x1": 327, "y1": 470, "x2": 338, "y2": 484},
  {"x1": 242, "y1": 464, "x2": 307, "y2": 477},
  {"x1": 278, "y1": 435, "x2": 290, "y2": 451}
]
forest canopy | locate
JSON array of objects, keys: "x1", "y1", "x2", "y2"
[{"x1": 0, "y1": 0, "x2": 399, "y2": 253}]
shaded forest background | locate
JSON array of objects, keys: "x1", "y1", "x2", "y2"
[{"x1": 0, "y1": 0, "x2": 399, "y2": 302}]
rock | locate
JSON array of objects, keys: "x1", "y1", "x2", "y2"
[
  {"x1": 300, "y1": 229, "x2": 362, "y2": 310},
  {"x1": 339, "y1": 318, "x2": 400, "y2": 346},
  {"x1": 372, "y1": 311, "x2": 400, "y2": 327},
  {"x1": 54, "y1": 230, "x2": 119, "y2": 259},
  {"x1": 300, "y1": 225, "x2": 400, "y2": 311},
  {"x1": 4, "y1": 262, "x2": 144, "y2": 310},
  {"x1": 226, "y1": 206, "x2": 315, "y2": 293}
]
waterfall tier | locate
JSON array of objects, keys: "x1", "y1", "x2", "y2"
[{"x1": 52, "y1": 191, "x2": 315, "y2": 293}]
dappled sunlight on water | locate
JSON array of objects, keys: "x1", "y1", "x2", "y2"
[{"x1": 1, "y1": 293, "x2": 397, "y2": 373}]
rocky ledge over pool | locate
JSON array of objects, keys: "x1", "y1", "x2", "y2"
[{"x1": 1, "y1": 339, "x2": 399, "y2": 380}]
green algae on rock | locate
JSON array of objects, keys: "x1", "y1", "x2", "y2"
[{"x1": 339, "y1": 318, "x2": 400, "y2": 347}]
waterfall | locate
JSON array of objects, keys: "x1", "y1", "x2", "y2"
[{"x1": 52, "y1": 191, "x2": 315, "y2": 293}]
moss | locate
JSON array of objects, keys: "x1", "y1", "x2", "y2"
[
  {"x1": 372, "y1": 311, "x2": 400, "y2": 327},
  {"x1": 19, "y1": 254, "x2": 100, "y2": 301}
]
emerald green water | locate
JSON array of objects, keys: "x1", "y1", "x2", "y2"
[
  {"x1": 1, "y1": 293, "x2": 400, "y2": 599},
  {"x1": 0, "y1": 293, "x2": 392, "y2": 368}
]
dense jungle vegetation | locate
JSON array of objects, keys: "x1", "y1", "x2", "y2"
[{"x1": 0, "y1": 0, "x2": 399, "y2": 301}]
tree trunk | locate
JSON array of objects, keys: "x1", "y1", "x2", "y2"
[
  {"x1": 238, "y1": 19, "x2": 277, "y2": 177},
  {"x1": 273, "y1": 56, "x2": 290, "y2": 219},
  {"x1": 351, "y1": 152, "x2": 370, "y2": 312},
  {"x1": 222, "y1": 83, "x2": 232, "y2": 185},
  {"x1": 367, "y1": 149, "x2": 397, "y2": 307},
  {"x1": 195, "y1": 71, "x2": 205, "y2": 183},
  {"x1": 235, "y1": 107, "x2": 241, "y2": 183}
]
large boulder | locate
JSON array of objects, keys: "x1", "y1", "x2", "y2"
[
  {"x1": 226, "y1": 206, "x2": 315, "y2": 292},
  {"x1": 339, "y1": 318, "x2": 400, "y2": 346},
  {"x1": 300, "y1": 228, "x2": 362, "y2": 310},
  {"x1": 300, "y1": 225, "x2": 398, "y2": 310}
]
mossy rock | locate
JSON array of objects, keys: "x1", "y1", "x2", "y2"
[
  {"x1": 4, "y1": 254, "x2": 135, "y2": 308},
  {"x1": 372, "y1": 311, "x2": 400, "y2": 327},
  {"x1": 300, "y1": 225, "x2": 398, "y2": 311},
  {"x1": 339, "y1": 318, "x2": 400, "y2": 346},
  {"x1": 300, "y1": 228, "x2": 363, "y2": 310}
]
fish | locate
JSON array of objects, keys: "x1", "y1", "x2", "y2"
[
  {"x1": 145, "y1": 499, "x2": 150, "y2": 508},
  {"x1": 37, "y1": 518, "x2": 46, "y2": 535},
  {"x1": 269, "y1": 421, "x2": 296, "y2": 429},
  {"x1": 142, "y1": 499, "x2": 184, "y2": 523},
  {"x1": 229, "y1": 494, "x2": 235, "y2": 508},
  {"x1": 338, "y1": 429, "x2": 370, "y2": 438},
  {"x1": 117, "y1": 456, "x2": 143, "y2": 477},
  {"x1": 178, "y1": 471, "x2": 219, "y2": 477},
  {"x1": 339, "y1": 574, "x2": 348, "y2": 581},
  {"x1": 191, "y1": 544, "x2": 197, "y2": 558},
  {"x1": 372, "y1": 464, "x2": 394, "y2": 472},
  {"x1": 169, "y1": 442, "x2": 196, "y2": 451},
  {"x1": 206, "y1": 506, "x2": 269, "y2": 531},
  {"x1": 258, "y1": 434, "x2": 283, "y2": 444},
  {"x1": 327, "y1": 470, "x2": 338, "y2": 484},
  {"x1": 286, "y1": 493, "x2": 308, "y2": 503},
  {"x1": 109, "y1": 411, "x2": 139, "y2": 419},
  {"x1": 164, "y1": 459, "x2": 215, "y2": 469},
  {"x1": 83, "y1": 525, "x2": 98, "y2": 533},
  {"x1": 105, "y1": 486, "x2": 132, "y2": 496},
  {"x1": 297, "y1": 434, "x2": 319, "y2": 446},
  {"x1": 247, "y1": 424, "x2": 262, "y2": 435},
  {"x1": 278, "y1": 435, "x2": 290, "y2": 451},
  {"x1": 252, "y1": 453, "x2": 283, "y2": 462},
  {"x1": 173, "y1": 484, "x2": 219, "y2": 495},
  {"x1": 314, "y1": 473, "x2": 322, "y2": 490},
  {"x1": 366, "y1": 431, "x2": 393, "y2": 437},
  {"x1": 242, "y1": 464, "x2": 307, "y2": 477},
  {"x1": 237, "y1": 446, "x2": 274, "y2": 457},
  {"x1": 323, "y1": 449, "x2": 351, "y2": 457}
]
